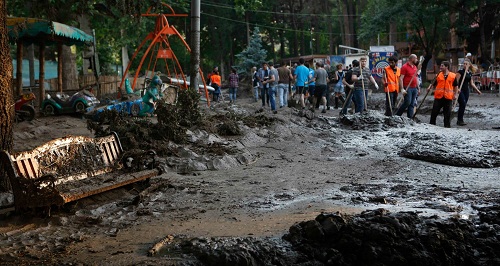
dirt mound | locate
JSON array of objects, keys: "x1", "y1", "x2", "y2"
[
  {"x1": 400, "y1": 132, "x2": 500, "y2": 168},
  {"x1": 339, "y1": 111, "x2": 414, "y2": 131}
]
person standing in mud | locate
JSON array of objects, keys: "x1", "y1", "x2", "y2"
[
  {"x1": 351, "y1": 57, "x2": 379, "y2": 113},
  {"x1": 251, "y1": 66, "x2": 259, "y2": 102},
  {"x1": 456, "y1": 59, "x2": 482, "y2": 126},
  {"x1": 264, "y1": 63, "x2": 279, "y2": 114},
  {"x1": 382, "y1": 56, "x2": 401, "y2": 116},
  {"x1": 429, "y1": 61, "x2": 459, "y2": 128},
  {"x1": 312, "y1": 62, "x2": 329, "y2": 113},
  {"x1": 277, "y1": 62, "x2": 293, "y2": 108},
  {"x1": 396, "y1": 54, "x2": 419, "y2": 118},
  {"x1": 257, "y1": 62, "x2": 271, "y2": 108},
  {"x1": 340, "y1": 59, "x2": 359, "y2": 115},
  {"x1": 228, "y1": 67, "x2": 239, "y2": 104},
  {"x1": 294, "y1": 58, "x2": 310, "y2": 109},
  {"x1": 210, "y1": 71, "x2": 222, "y2": 102},
  {"x1": 332, "y1": 63, "x2": 346, "y2": 109}
]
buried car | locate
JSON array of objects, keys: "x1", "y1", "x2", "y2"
[{"x1": 42, "y1": 89, "x2": 100, "y2": 116}]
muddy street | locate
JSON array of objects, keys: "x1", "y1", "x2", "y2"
[{"x1": 1, "y1": 91, "x2": 499, "y2": 265}]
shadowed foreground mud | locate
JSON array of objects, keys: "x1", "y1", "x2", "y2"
[{"x1": 171, "y1": 207, "x2": 500, "y2": 266}]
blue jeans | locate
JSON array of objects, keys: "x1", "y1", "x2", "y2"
[
  {"x1": 268, "y1": 86, "x2": 277, "y2": 110},
  {"x1": 396, "y1": 87, "x2": 418, "y2": 118},
  {"x1": 277, "y1": 83, "x2": 289, "y2": 107},
  {"x1": 253, "y1": 86, "x2": 259, "y2": 101},
  {"x1": 340, "y1": 87, "x2": 354, "y2": 115},
  {"x1": 229, "y1": 87, "x2": 237, "y2": 101},
  {"x1": 260, "y1": 87, "x2": 269, "y2": 106},
  {"x1": 353, "y1": 88, "x2": 365, "y2": 113}
]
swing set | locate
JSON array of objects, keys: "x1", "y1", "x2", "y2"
[{"x1": 119, "y1": 3, "x2": 211, "y2": 105}]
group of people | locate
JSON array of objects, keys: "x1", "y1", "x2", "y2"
[
  {"x1": 209, "y1": 53, "x2": 481, "y2": 128},
  {"x1": 380, "y1": 54, "x2": 481, "y2": 127},
  {"x1": 207, "y1": 66, "x2": 240, "y2": 103}
]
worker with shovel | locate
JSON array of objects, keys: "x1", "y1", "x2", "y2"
[
  {"x1": 428, "y1": 61, "x2": 459, "y2": 128},
  {"x1": 381, "y1": 56, "x2": 401, "y2": 116},
  {"x1": 396, "y1": 54, "x2": 420, "y2": 118},
  {"x1": 455, "y1": 58, "x2": 481, "y2": 126}
]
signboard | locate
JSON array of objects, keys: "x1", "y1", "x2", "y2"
[
  {"x1": 369, "y1": 51, "x2": 397, "y2": 78},
  {"x1": 328, "y1": 55, "x2": 345, "y2": 68}
]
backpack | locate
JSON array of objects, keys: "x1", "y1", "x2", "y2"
[
  {"x1": 253, "y1": 72, "x2": 258, "y2": 87},
  {"x1": 344, "y1": 69, "x2": 353, "y2": 84}
]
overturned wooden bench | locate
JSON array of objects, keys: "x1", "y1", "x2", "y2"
[{"x1": 0, "y1": 132, "x2": 159, "y2": 210}]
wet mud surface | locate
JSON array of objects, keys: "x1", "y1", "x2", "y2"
[{"x1": 1, "y1": 91, "x2": 499, "y2": 265}]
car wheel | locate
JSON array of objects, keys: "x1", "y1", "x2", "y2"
[
  {"x1": 43, "y1": 104, "x2": 56, "y2": 116},
  {"x1": 75, "y1": 101, "x2": 86, "y2": 113},
  {"x1": 130, "y1": 103, "x2": 141, "y2": 116}
]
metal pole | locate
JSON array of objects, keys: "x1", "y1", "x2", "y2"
[{"x1": 189, "y1": 0, "x2": 200, "y2": 91}]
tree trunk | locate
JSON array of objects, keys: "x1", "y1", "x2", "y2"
[
  {"x1": 62, "y1": 45, "x2": 79, "y2": 91},
  {"x1": 389, "y1": 22, "x2": 397, "y2": 45},
  {"x1": 341, "y1": 0, "x2": 350, "y2": 46},
  {"x1": 16, "y1": 41, "x2": 23, "y2": 96},
  {"x1": 28, "y1": 44, "x2": 35, "y2": 86},
  {"x1": 0, "y1": 0, "x2": 14, "y2": 154},
  {"x1": 449, "y1": 9, "x2": 458, "y2": 71}
]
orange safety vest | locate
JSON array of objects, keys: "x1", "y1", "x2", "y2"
[
  {"x1": 210, "y1": 75, "x2": 221, "y2": 86},
  {"x1": 384, "y1": 66, "x2": 400, "y2": 93},
  {"x1": 434, "y1": 72, "x2": 456, "y2": 100}
]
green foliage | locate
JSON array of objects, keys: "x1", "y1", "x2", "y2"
[{"x1": 235, "y1": 27, "x2": 267, "y2": 74}]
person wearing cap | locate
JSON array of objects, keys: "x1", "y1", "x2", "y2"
[
  {"x1": 228, "y1": 67, "x2": 239, "y2": 103},
  {"x1": 466, "y1": 52, "x2": 472, "y2": 61}
]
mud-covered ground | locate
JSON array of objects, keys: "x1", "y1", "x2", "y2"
[{"x1": 1, "y1": 89, "x2": 499, "y2": 265}]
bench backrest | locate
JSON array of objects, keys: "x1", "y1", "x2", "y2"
[{"x1": 2, "y1": 132, "x2": 123, "y2": 186}]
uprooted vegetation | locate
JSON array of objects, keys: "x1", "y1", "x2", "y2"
[{"x1": 86, "y1": 88, "x2": 278, "y2": 156}]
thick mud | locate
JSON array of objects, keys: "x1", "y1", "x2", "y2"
[{"x1": 1, "y1": 90, "x2": 499, "y2": 265}]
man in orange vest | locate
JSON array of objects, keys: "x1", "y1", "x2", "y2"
[
  {"x1": 428, "y1": 61, "x2": 459, "y2": 128},
  {"x1": 382, "y1": 56, "x2": 401, "y2": 116}
]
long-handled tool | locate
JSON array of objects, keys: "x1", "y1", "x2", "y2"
[
  {"x1": 412, "y1": 83, "x2": 432, "y2": 120},
  {"x1": 387, "y1": 88, "x2": 393, "y2": 116},
  {"x1": 339, "y1": 84, "x2": 354, "y2": 116},
  {"x1": 396, "y1": 56, "x2": 424, "y2": 111},
  {"x1": 361, "y1": 68, "x2": 368, "y2": 112},
  {"x1": 383, "y1": 71, "x2": 393, "y2": 116},
  {"x1": 452, "y1": 64, "x2": 470, "y2": 110},
  {"x1": 412, "y1": 74, "x2": 438, "y2": 120}
]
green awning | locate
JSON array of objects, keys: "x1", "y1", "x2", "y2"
[{"x1": 7, "y1": 17, "x2": 93, "y2": 46}]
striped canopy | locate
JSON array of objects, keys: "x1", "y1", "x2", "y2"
[{"x1": 7, "y1": 17, "x2": 93, "y2": 46}]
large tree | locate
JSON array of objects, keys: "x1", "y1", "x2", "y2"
[{"x1": 0, "y1": 0, "x2": 13, "y2": 153}]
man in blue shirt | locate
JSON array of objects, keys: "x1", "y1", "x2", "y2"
[{"x1": 294, "y1": 58, "x2": 310, "y2": 109}]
